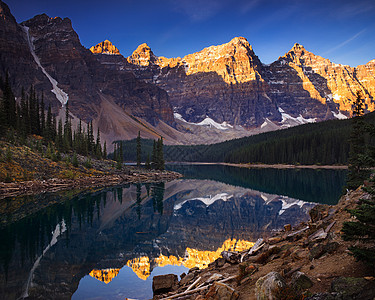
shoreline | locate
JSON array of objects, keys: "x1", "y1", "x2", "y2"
[
  {"x1": 167, "y1": 162, "x2": 348, "y2": 169},
  {"x1": 153, "y1": 188, "x2": 374, "y2": 299},
  {"x1": 0, "y1": 170, "x2": 182, "y2": 200}
]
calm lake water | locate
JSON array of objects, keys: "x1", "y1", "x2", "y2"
[{"x1": 0, "y1": 165, "x2": 347, "y2": 300}]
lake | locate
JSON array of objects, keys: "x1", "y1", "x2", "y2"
[{"x1": 0, "y1": 165, "x2": 347, "y2": 300}]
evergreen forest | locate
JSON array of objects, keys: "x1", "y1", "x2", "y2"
[{"x1": 120, "y1": 111, "x2": 375, "y2": 165}]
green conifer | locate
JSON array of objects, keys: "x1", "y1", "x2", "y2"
[
  {"x1": 347, "y1": 91, "x2": 370, "y2": 189},
  {"x1": 342, "y1": 179, "x2": 375, "y2": 265},
  {"x1": 136, "y1": 131, "x2": 141, "y2": 167}
]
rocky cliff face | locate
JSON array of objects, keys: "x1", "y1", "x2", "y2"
[
  {"x1": 265, "y1": 43, "x2": 374, "y2": 118},
  {"x1": 125, "y1": 37, "x2": 281, "y2": 127},
  {"x1": 3, "y1": 0, "x2": 375, "y2": 146},
  {"x1": 117, "y1": 38, "x2": 375, "y2": 130},
  {"x1": 89, "y1": 40, "x2": 120, "y2": 55},
  {"x1": 0, "y1": 1, "x2": 60, "y2": 108},
  {"x1": 1, "y1": 0, "x2": 176, "y2": 148},
  {"x1": 21, "y1": 14, "x2": 175, "y2": 126}
]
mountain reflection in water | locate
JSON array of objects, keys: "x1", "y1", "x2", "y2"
[{"x1": 0, "y1": 165, "x2": 346, "y2": 300}]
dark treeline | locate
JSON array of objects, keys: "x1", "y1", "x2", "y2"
[
  {"x1": 0, "y1": 75, "x2": 106, "y2": 160},
  {"x1": 128, "y1": 112, "x2": 375, "y2": 165},
  {"x1": 112, "y1": 136, "x2": 165, "y2": 170},
  {"x1": 225, "y1": 121, "x2": 352, "y2": 165}
]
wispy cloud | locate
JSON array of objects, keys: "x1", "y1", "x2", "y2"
[
  {"x1": 323, "y1": 29, "x2": 366, "y2": 55},
  {"x1": 170, "y1": 0, "x2": 225, "y2": 22},
  {"x1": 244, "y1": 4, "x2": 298, "y2": 34},
  {"x1": 333, "y1": 0, "x2": 375, "y2": 18},
  {"x1": 241, "y1": 0, "x2": 260, "y2": 14}
]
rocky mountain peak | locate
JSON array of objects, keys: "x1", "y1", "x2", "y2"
[
  {"x1": 90, "y1": 40, "x2": 120, "y2": 55},
  {"x1": 0, "y1": 0, "x2": 16, "y2": 23},
  {"x1": 292, "y1": 43, "x2": 305, "y2": 51},
  {"x1": 229, "y1": 36, "x2": 253, "y2": 50},
  {"x1": 180, "y1": 36, "x2": 262, "y2": 84},
  {"x1": 284, "y1": 43, "x2": 308, "y2": 61},
  {"x1": 127, "y1": 42, "x2": 157, "y2": 66}
]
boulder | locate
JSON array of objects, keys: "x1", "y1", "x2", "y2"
[
  {"x1": 204, "y1": 282, "x2": 239, "y2": 300},
  {"x1": 291, "y1": 271, "x2": 314, "y2": 291},
  {"x1": 210, "y1": 257, "x2": 226, "y2": 268},
  {"x1": 268, "y1": 237, "x2": 283, "y2": 245},
  {"x1": 305, "y1": 293, "x2": 336, "y2": 300},
  {"x1": 309, "y1": 205, "x2": 328, "y2": 223},
  {"x1": 207, "y1": 273, "x2": 223, "y2": 283},
  {"x1": 310, "y1": 242, "x2": 339, "y2": 260},
  {"x1": 179, "y1": 272, "x2": 195, "y2": 286},
  {"x1": 221, "y1": 251, "x2": 241, "y2": 264},
  {"x1": 284, "y1": 224, "x2": 292, "y2": 231},
  {"x1": 309, "y1": 244, "x2": 325, "y2": 260},
  {"x1": 255, "y1": 271, "x2": 286, "y2": 300},
  {"x1": 308, "y1": 228, "x2": 327, "y2": 242},
  {"x1": 309, "y1": 242, "x2": 339, "y2": 260},
  {"x1": 331, "y1": 277, "x2": 375, "y2": 299},
  {"x1": 152, "y1": 274, "x2": 178, "y2": 295}
]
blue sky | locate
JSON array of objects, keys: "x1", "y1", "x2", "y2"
[{"x1": 8, "y1": 0, "x2": 375, "y2": 67}]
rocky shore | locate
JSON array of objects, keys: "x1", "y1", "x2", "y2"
[
  {"x1": 0, "y1": 141, "x2": 182, "y2": 199},
  {"x1": 152, "y1": 188, "x2": 375, "y2": 300},
  {"x1": 0, "y1": 168, "x2": 181, "y2": 199}
]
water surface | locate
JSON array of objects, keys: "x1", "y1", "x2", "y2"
[{"x1": 0, "y1": 165, "x2": 347, "y2": 300}]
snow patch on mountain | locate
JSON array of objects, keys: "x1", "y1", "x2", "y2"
[
  {"x1": 278, "y1": 107, "x2": 316, "y2": 127},
  {"x1": 332, "y1": 111, "x2": 348, "y2": 120},
  {"x1": 22, "y1": 26, "x2": 69, "y2": 106},
  {"x1": 174, "y1": 113, "x2": 233, "y2": 130}
]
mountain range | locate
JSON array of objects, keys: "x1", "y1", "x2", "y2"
[{"x1": 1, "y1": 0, "x2": 374, "y2": 148}]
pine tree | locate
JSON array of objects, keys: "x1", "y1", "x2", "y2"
[
  {"x1": 0, "y1": 94, "x2": 6, "y2": 137},
  {"x1": 113, "y1": 143, "x2": 117, "y2": 161},
  {"x1": 20, "y1": 88, "x2": 28, "y2": 137},
  {"x1": 342, "y1": 178, "x2": 375, "y2": 265},
  {"x1": 119, "y1": 142, "x2": 123, "y2": 164},
  {"x1": 145, "y1": 154, "x2": 151, "y2": 170},
  {"x1": 156, "y1": 137, "x2": 165, "y2": 171},
  {"x1": 35, "y1": 94, "x2": 41, "y2": 135},
  {"x1": 103, "y1": 141, "x2": 107, "y2": 159},
  {"x1": 56, "y1": 119, "x2": 63, "y2": 150},
  {"x1": 75, "y1": 119, "x2": 83, "y2": 154},
  {"x1": 115, "y1": 142, "x2": 123, "y2": 169},
  {"x1": 45, "y1": 104, "x2": 53, "y2": 141},
  {"x1": 63, "y1": 102, "x2": 72, "y2": 151},
  {"x1": 28, "y1": 86, "x2": 38, "y2": 134},
  {"x1": 87, "y1": 121, "x2": 94, "y2": 155},
  {"x1": 347, "y1": 91, "x2": 370, "y2": 189},
  {"x1": 40, "y1": 93, "x2": 45, "y2": 136},
  {"x1": 151, "y1": 140, "x2": 157, "y2": 169},
  {"x1": 3, "y1": 73, "x2": 16, "y2": 129},
  {"x1": 95, "y1": 127, "x2": 102, "y2": 159},
  {"x1": 52, "y1": 115, "x2": 57, "y2": 141},
  {"x1": 136, "y1": 131, "x2": 141, "y2": 167}
]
